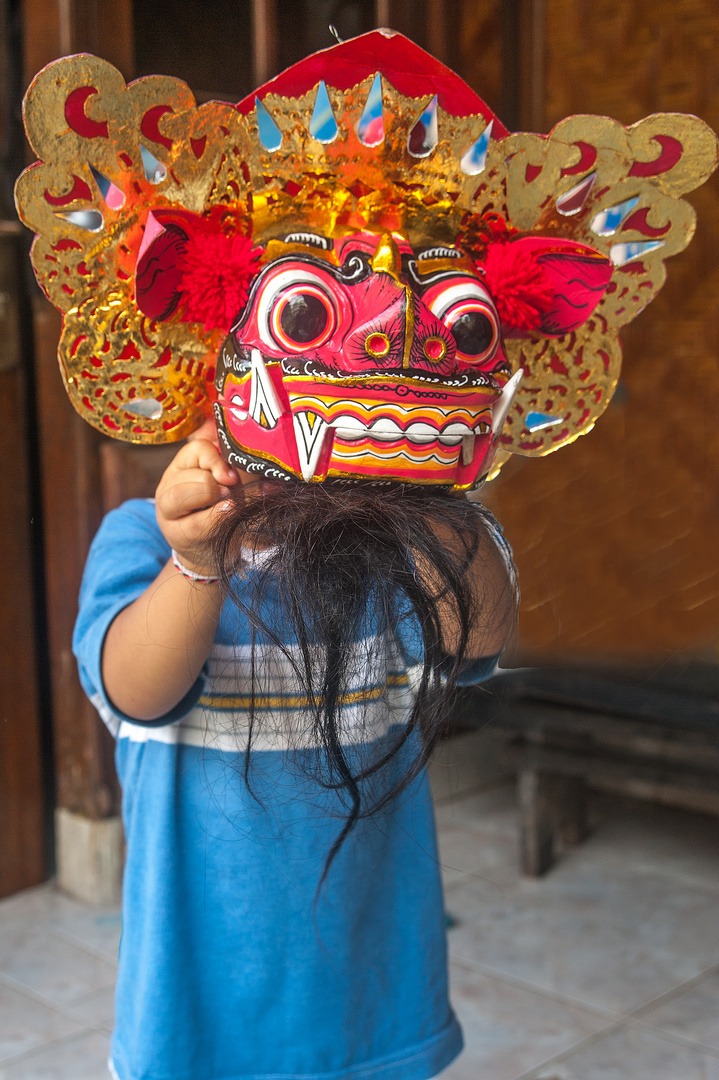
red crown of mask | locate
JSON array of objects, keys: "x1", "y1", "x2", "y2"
[{"x1": 15, "y1": 31, "x2": 718, "y2": 487}]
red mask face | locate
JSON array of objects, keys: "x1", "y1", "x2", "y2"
[{"x1": 214, "y1": 231, "x2": 511, "y2": 488}]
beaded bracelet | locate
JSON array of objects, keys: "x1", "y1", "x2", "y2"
[{"x1": 171, "y1": 550, "x2": 220, "y2": 584}]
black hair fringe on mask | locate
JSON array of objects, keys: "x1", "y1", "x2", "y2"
[{"x1": 208, "y1": 480, "x2": 517, "y2": 890}]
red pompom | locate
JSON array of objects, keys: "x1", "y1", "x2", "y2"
[
  {"x1": 481, "y1": 241, "x2": 554, "y2": 330},
  {"x1": 178, "y1": 231, "x2": 261, "y2": 333}
]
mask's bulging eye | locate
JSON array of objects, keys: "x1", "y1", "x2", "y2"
[
  {"x1": 274, "y1": 288, "x2": 332, "y2": 347},
  {"x1": 448, "y1": 307, "x2": 495, "y2": 357},
  {"x1": 256, "y1": 268, "x2": 338, "y2": 352},
  {"x1": 425, "y1": 279, "x2": 500, "y2": 365}
]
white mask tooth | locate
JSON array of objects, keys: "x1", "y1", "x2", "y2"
[
  {"x1": 440, "y1": 421, "x2": 471, "y2": 446},
  {"x1": 491, "y1": 369, "x2": 523, "y2": 436},
  {"x1": 293, "y1": 411, "x2": 329, "y2": 481},
  {"x1": 331, "y1": 415, "x2": 366, "y2": 440},
  {"x1": 249, "y1": 348, "x2": 282, "y2": 429},
  {"x1": 368, "y1": 418, "x2": 403, "y2": 442},
  {"x1": 461, "y1": 433, "x2": 476, "y2": 465},
  {"x1": 405, "y1": 421, "x2": 438, "y2": 444}
]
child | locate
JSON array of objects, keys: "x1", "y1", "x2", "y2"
[
  {"x1": 73, "y1": 420, "x2": 517, "y2": 1080},
  {"x1": 18, "y1": 26, "x2": 714, "y2": 1080}
]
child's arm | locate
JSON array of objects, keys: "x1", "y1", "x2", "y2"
[
  {"x1": 420, "y1": 515, "x2": 517, "y2": 662},
  {"x1": 460, "y1": 519, "x2": 517, "y2": 659},
  {"x1": 101, "y1": 435, "x2": 239, "y2": 721}
]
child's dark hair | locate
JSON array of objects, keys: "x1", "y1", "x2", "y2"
[{"x1": 209, "y1": 480, "x2": 517, "y2": 887}]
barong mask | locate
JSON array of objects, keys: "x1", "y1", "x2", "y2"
[{"x1": 15, "y1": 31, "x2": 718, "y2": 489}]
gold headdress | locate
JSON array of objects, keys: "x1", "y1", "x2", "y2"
[{"x1": 14, "y1": 30, "x2": 718, "y2": 479}]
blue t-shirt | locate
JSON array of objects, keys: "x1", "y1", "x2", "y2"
[{"x1": 73, "y1": 498, "x2": 496, "y2": 1080}]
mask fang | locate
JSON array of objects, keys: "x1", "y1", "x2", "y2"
[
  {"x1": 491, "y1": 369, "x2": 523, "y2": 435},
  {"x1": 249, "y1": 349, "x2": 282, "y2": 429},
  {"x1": 293, "y1": 411, "x2": 329, "y2": 480}
]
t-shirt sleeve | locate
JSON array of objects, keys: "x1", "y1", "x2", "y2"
[
  {"x1": 72, "y1": 498, "x2": 205, "y2": 734},
  {"x1": 392, "y1": 601, "x2": 502, "y2": 685},
  {"x1": 452, "y1": 653, "x2": 502, "y2": 684},
  {"x1": 392, "y1": 509, "x2": 513, "y2": 686}
]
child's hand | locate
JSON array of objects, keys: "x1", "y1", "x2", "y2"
[{"x1": 156, "y1": 428, "x2": 238, "y2": 574}]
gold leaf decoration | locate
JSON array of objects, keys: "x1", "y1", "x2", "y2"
[{"x1": 15, "y1": 53, "x2": 718, "y2": 458}]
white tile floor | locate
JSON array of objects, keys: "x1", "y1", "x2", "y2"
[{"x1": 1, "y1": 782, "x2": 718, "y2": 1079}]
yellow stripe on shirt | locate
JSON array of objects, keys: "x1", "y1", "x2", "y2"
[{"x1": 199, "y1": 672, "x2": 410, "y2": 712}]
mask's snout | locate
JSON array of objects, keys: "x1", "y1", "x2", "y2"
[{"x1": 346, "y1": 232, "x2": 457, "y2": 376}]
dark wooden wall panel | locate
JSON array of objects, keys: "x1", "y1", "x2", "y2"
[
  {"x1": 21, "y1": 0, "x2": 136, "y2": 821},
  {"x1": 32, "y1": 300, "x2": 118, "y2": 816},
  {"x1": 482, "y1": 0, "x2": 719, "y2": 660},
  {"x1": 0, "y1": 275, "x2": 46, "y2": 896},
  {"x1": 0, "y1": 0, "x2": 46, "y2": 895},
  {"x1": 23, "y1": 0, "x2": 133, "y2": 82},
  {"x1": 456, "y1": 0, "x2": 503, "y2": 117}
]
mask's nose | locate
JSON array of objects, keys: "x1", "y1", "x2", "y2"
[
  {"x1": 365, "y1": 233, "x2": 456, "y2": 375},
  {"x1": 370, "y1": 232, "x2": 404, "y2": 279}
]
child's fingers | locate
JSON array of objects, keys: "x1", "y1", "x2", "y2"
[
  {"x1": 160, "y1": 496, "x2": 235, "y2": 557},
  {"x1": 170, "y1": 438, "x2": 238, "y2": 487},
  {"x1": 155, "y1": 436, "x2": 242, "y2": 558},
  {"x1": 157, "y1": 468, "x2": 231, "y2": 522},
  {"x1": 184, "y1": 499, "x2": 234, "y2": 535}
]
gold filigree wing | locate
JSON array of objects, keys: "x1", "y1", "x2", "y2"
[
  {"x1": 498, "y1": 324, "x2": 623, "y2": 457},
  {"x1": 492, "y1": 112, "x2": 718, "y2": 457},
  {"x1": 15, "y1": 54, "x2": 252, "y2": 442}
]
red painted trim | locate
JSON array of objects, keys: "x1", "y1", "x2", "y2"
[
  {"x1": 64, "y1": 87, "x2": 109, "y2": 139},
  {"x1": 628, "y1": 134, "x2": 683, "y2": 177},
  {"x1": 235, "y1": 30, "x2": 508, "y2": 134},
  {"x1": 140, "y1": 105, "x2": 174, "y2": 150}
]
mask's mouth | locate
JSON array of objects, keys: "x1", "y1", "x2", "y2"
[
  {"x1": 215, "y1": 344, "x2": 519, "y2": 488},
  {"x1": 328, "y1": 416, "x2": 491, "y2": 444},
  {"x1": 220, "y1": 394, "x2": 491, "y2": 446}
]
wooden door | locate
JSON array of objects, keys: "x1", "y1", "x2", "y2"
[
  {"x1": 0, "y1": 0, "x2": 47, "y2": 896},
  {"x1": 473, "y1": 0, "x2": 719, "y2": 662}
]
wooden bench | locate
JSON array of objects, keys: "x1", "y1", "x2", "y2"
[{"x1": 461, "y1": 663, "x2": 719, "y2": 876}]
